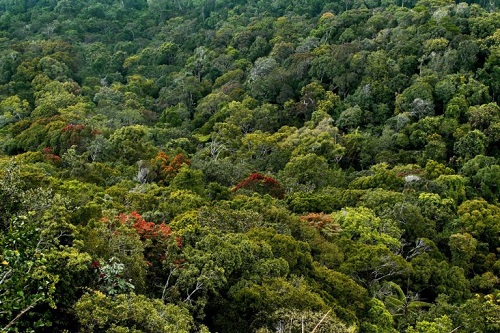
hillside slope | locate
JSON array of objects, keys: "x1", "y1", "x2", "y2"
[{"x1": 0, "y1": 1, "x2": 499, "y2": 332}]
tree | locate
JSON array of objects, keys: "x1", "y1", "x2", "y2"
[
  {"x1": 227, "y1": 277, "x2": 327, "y2": 332},
  {"x1": 282, "y1": 82, "x2": 340, "y2": 123},
  {"x1": 186, "y1": 46, "x2": 214, "y2": 83},
  {"x1": 360, "y1": 298, "x2": 397, "y2": 333},
  {"x1": 377, "y1": 281, "x2": 431, "y2": 330},
  {"x1": 309, "y1": 43, "x2": 361, "y2": 98},
  {"x1": 457, "y1": 294, "x2": 500, "y2": 333},
  {"x1": 448, "y1": 233, "x2": 477, "y2": 272},
  {"x1": 417, "y1": 192, "x2": 455, "y2": 233},
  {"x1": 472, "y1": 165, "x2": 500, "y2": 202},
  {"x1": 349, "y1": 163, "x2": 404, "y2": 191},
  {"x1": 410, "y1": 253, "x2": 470, "y2": 303},
  {"x1": 456, "y1": 199, "x2": 500, "y2": 250},
  {"x1": 340, "y1": 243, "x2": 410, "y2": 288},
  {"x1": 332, "y1": 207, "x2": 402, "y2": 252},
  {"x1": 77, "y1": 213, "x2": 148, "y2": 293},
  {"x1": 278, "y1": 153, "x2": 335, "y2": 192},
  {"x1": 74, "y1": 292, "x2": 195, "y2": 333},
  {"x1": 282, "y1": 114, "x2": 344, "y2": 164},
  {"x1": 461, "y1": 156, "x2": 500, "y2": 202},
  {"x1": 453, "y1": 129, "x2": 488, "y2": 161},
  {"x1": 109, "y1": 125, "x2": 156, "y2": 164},
  {"x1": 93, "y1": 85, "x2": 149, "y2": 128},
  {"x1": 405, "y1": 315, "x2": 454, "y2": 333},
  {"x1": 156, "y1": 189, "x2": 207, "y2": 221},
  {"x1": 0, "y1": 163, "x2": 90, "y2": 332},
  {"x1": 233, "y1": 173, "x2": 285, "y2": 199},
  {"x1": 337, "y1": 105, "x2": 364, "y2": 131},
  {"x1": 434, "y1": 174, "x2": 466, "y2": 204},
  {"x1": 150, "y1": 151, "x2": 191, "y2": 185},
  {"x1": 468, "y1": 103, "x2": 500, "y2": 131},
  {"x1": 312, "y1": 263, "x2": 369, "y2": 320},
  {"x1": 0, "y1": 95, "x2": 30, "y2": 128},
  {"x1": 170, "y1": 164, "x2": 206, "y2": 196},
  {"x1": 31, "y1": 77, "x2": 86, "y2": 120},
  {"x1": 444, "y1": 95, "x2": 468, "y2": 121},
  {"x1": 395, "y1": 81, "x2": 434, "y2": 118},
  {"x1": 246, "y1": 56, "x2": 283, "y2": 102}
]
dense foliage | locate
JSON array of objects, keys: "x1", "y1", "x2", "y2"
[{"x1": 1, "y1": 0, "x2": 499, "y2": 332}]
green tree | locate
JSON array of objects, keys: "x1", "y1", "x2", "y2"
[
  {"x1": 468, "y1": 103, "x2": 500, "y2": 131},
  {"x1": 0, "y1": 95, "x2": 30, "y2": 128},
  {"x1": 332, "y1": 207, "x2": 402, "y2": 252},
  {"x1": 278, "y1": 153, "x2": 335, "y2": 192},
  {"x1": 340, "y1": 243, "x2": 410, "y2": 288},
  {"x1": 227, "y1": 277, "x2": 327, "y2": 331},
  {"x1": 395, "y1": 80, "x2": 434, "y2": 118},
  {"x1": 417, "y1": 192, "x2": 455, "y2": 233},
  {"x1": 448, "y1": 233, "x2": 477, "y2": 272},
  {"x1": 410, "y1": 253, "x2": 470, "y2": 303},
  {"x1": 246, "y1": 56, "x2": 283, "y2": 102},
  {"x1": 337, "y1": 105, "x2": 364, "y2": 131},
  {"x1": 434, "y1": 174, "x2": 466, "y2": 204},
  {"x1": 360, "y1": 298, "x2": 397, "y2": 333},
  {"x1": 378, "y1": 281, "x2": 431, "y2": 330},
  {"x1": 282, "y1": 113, "x2": 345, "y2": 164},
  {"x1": 0, "y1": 164, "x2": 90, "y2": 332},
  {"x1": 74, "y1": 292, "x2": 195, "y2": 333},
  {"x1": 456, "y1": 199, "x2": 500, "y2": 250},
  {"x1": 406, "y1": 315, "x2": 454, "y2": 333},
  {"x1": 170, "y1": 164, "x2": 206, "y2": 196},
  {"x1": 109, "y1": 125, "x2": 156, "y2": 164},
  {"x1": 349, "y1": 163, "x2": 404, "y2": 191},
  {"x1": 453, "y1": 129, "x2": 488, "y2": 161},
  {"x1": 473, "y1": 165, "x2": 500, "y2": 202}
]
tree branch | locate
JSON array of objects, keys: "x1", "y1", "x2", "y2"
[
  {"x1": 310, "y1": 310, "x2": 331, "y2": 333},
  {"x1": 184, "y1": 281, "x2": 203, "y2": 304},
  {"x1": 161, "y1": 265, "x2": 178, "y2": 301},
  {"x1": 2, "y1": 300, "x2": 39, "y2": 332}
]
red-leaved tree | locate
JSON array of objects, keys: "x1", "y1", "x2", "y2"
[
  {"x1": 151, "y1": 151, "x2": 191, "y2": 184},
  {"x1": 233, "y1": 173, "x2": 285, "y2": 198}
]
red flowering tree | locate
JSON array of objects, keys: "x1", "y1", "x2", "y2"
[
  {"x1": 97, "y1": 212, "x2": 183, "y2": 287},
  {"x1": 59, "y1": 123, "x2": 94, "y2": 153},
  {"x1": 233, "y1": 173, "x2": 285, "y2": 199},
  {"x1": 300, "y1": 212, "x2": 342, "y2": 239},
  {"x1": 41, "y1": 147, "x2": 61, "y2": 165},
  {"x1": 114, "y1": 212, "x2": 182, "y2": 266},
  {"x1": 151, "y1": 151, "x2": 191, "y2": 184}
]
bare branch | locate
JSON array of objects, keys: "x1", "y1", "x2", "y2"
[
  {"x1": 310, "y1": 310, "x2": 331, "y2": 333},
  {"x1": 0, "y1": 270, "x2": 12, "y2": 285},
  {"x1": 2, "y1": 299, "x2": 39, "y2": 332},
  {"x1": 184, "y1": 281, "x2": 203, "y2": 304},
  {"x1": 161, "y1": 265, "x2": 178, "y2": 301}
]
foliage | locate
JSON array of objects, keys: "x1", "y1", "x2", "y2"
[
  {"x1": 1, "y1": 0, "x2": 500, "y2": 332},
  {"x1": 233, "y1": 172, "x2": 285, "y2": 198},
  {"x1": 74, "y1": 292, "x2": 194, "y2": 333}
]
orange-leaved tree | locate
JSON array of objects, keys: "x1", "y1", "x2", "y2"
[
  {"x1": 151, "y1": 151, "x2": 191, "y2": 184},
  {"x1": 233, "y1": 173, "x2": 285, "y2": 198}
]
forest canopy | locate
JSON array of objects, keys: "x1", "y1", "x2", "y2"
[{"x1": 0, "y1": 0, "x2": 499, "y2": 332}]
